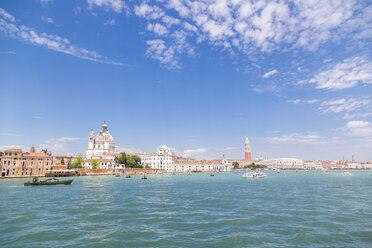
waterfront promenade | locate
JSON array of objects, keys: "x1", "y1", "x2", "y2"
[{"x1": 1, "y1": 170, "x2": 372, "y2": 247}]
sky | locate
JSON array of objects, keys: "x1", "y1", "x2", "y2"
[{"x1": 0, "y1": 0, "x2": 371, "y2": 161}]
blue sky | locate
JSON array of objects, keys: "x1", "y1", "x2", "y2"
[{"x1": 0, "y1": 0, "x2": 371, "y2": 161}]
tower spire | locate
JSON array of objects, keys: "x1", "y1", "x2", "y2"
[{"x1": 244, "y1": 137, "x2": 251, "y2": 161}]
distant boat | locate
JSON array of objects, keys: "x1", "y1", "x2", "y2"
[
  {"x1": 276, "y1": 169, "x2": 280, "y2": 173},
  {"x1": 344, "y1": 170, "x2": 350, "y2": 175},
  {"x1": 210, "y1": 172, "x2": 214, "y2": 176},
  {"x1": 24, "y1": 177, "x2": 73, "y2": 186},
  {"x1": 188, "y1": 171, "x2": 192, "y2": 176},
  {"x1": 141, "y1": 173, "x2": 147, "y2": 180},
  {"x1": 242, "y1": 171, "x2": 266, "y2": 178},
  {"x1": 115, "y1": 172, "x2": 121, "y2": 177},
  {"x1": 125, "y1": 173, "x2": 131, "y2": 178}
]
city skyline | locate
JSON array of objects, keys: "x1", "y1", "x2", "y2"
[{"x1": 1, "y1": 1, "x2": 372, "y2": 161}]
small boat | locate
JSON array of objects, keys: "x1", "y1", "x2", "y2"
[
  {"x1": 171, "y1": 172, "x2": 176, "y2": 175},
  {"x1": 242, "y1": 171, "x2": 267, "y2": 178},
  {"x1": 210, "y1": 172, "x2": 214, "y2": 176},
  {"x1": 296, "y1": 169, "x2": 298, "y2": 173},
  {"x1": 276, "y1": 169, "x2": 280, "y2": 173},
  {"x1": 188, "y1": 171, "x2": 192, "y2": 176},
  {"x1": 125, "y1": 173, "x2": 131, "y2": 178},
  {"x1": 115, "y1": 173, "x2": 121, "y2": 177},
  {"x1": 24, "y1": 177, "x2": 73, "y2": 186},
  {"x1": 141, "y1": 173, "x2": 147, "y2": 180},
  {"x1": 344, "y1": 170, "x2": 350, "y2": 175}
]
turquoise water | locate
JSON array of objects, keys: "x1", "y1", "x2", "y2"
[{"x1": 1, "y1": 170, "x2": 372, "y2": 247}]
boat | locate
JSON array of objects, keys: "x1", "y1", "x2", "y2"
[
  {"x1": 210, "y1": 172, "x2": 214, "y2": 176},
  {"x1": 171, "y1": 172, "x2": 176, "y2": 175},
  {"x1": 276, "y1": 169, "x2": 280, "y2": 173},
  {"x1": 125, "y1": 173, "x2": 131, "y2": 178},
  {"x1": 188, "y1": 171, "x2": 192, "y2": 176},
  {"x1": 141, "y1": 173, "x2": 147, "y2": 180},
  {"x1": 24, "y1": 177, "x2": 73, "y2": 186},
  {"x1": 344, "y1": 170, "x2": 350, "y2": 175},
  {"x1": 115, "y1": 172, "x2": 121, "y2": 177},
  {"x1": 242, "y1": 171, "x2": 267, "y2": 178}
]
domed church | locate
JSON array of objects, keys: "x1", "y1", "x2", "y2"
[{"x1": 85, "y1": 122, "x2": 117, "y2": 159}]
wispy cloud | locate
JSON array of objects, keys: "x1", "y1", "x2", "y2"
[
  {"x1": 0, "y1": 133, "x2": 21, "y2": 137},
  {"x1": 39, "y1": 136, "x2": 85, "y2": 155},
  {"x1": 266, "y1": 133, "x2": 341, "y2": 145},
  {"x1": 308, "y1": 56, "x2": 372, "y2": 90},
  {"x1": 345, "y1": 121, "x2": 372, "y2": 137},
  {"x1": 0, "y1": 145, "x2": 23, "y2": 150},
  {"x1": 262, "y1": 69, "x2": 278, "y2": 78},
  {"x1": 183, "y1": 148, "x2": 208, "y2": 157},
  {"x1": 104, "y1": 18, "x2": 115, "y2": 26},
  {"x1": 224, "y1": 146, "x2": 238, "y2": 151},
  {"x1": 319, "y1": 98, "x2": 371, "y2": 114},
  {"x1": 87, "y1": 0, "x2": 128, "y2": 13},
  {"x1": 6, "y1": 50, "x2": 16, "y2": 54},
  {"x1": 0, "y1": 8, "x2": 128, "y2": 66},
  {"x1": 129, "y1": 0, "x2": 371, "y2": 69},
  {"x1": 287, "y1": 99, "x2": 319, "y2": 105},
  {"x1": 41, "y1": 16, "x2": 54, "y2": 24}
]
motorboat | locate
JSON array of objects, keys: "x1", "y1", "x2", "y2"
[
  {"x1": 210, "y1": 172, "x2": 214, "y2": 176},
  {"x1": 141, "y1": 173, "x2": 148, "y2": 180},
  {"x1": 242, "y1": 171, "x2": 266, "y2": 178},
  {"x1": 344, "y1": 170, "x2": 350, "y2": 175},
  {"x1": 24, "y1": 177, "x2": 73, "y2": 186},
  {"x1": 276, "y1": 169, "x2": 280, "y2": 173}
]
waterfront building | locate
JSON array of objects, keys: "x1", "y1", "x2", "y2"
[
  {"x1": 1, "y1": 147, "x2": 53, "y2": 177},
  {"x1": 172, "y1": 161, "x2": 230, "y2": 172},
  {"x1": 304, "y1": 160, "x2": 323, "y2": 170},
  {"x1": 83, "y1": 159, "x2": 116, "y2": 169},
  {"x1": 228, "y1": 137, "x2": 252, "y2": 167},
  {"x1": 137, "y1": 145, "x2": 173, "y2": 171},
  {"x1": 257, "y1": 158, "x2": 304, "y2": 170},
  {"x1": 53, "y1": 156, "x2": 76, "y2": 166},
  {"x1": 85, "y1": 122, "x2": 117, "y2": 159}
]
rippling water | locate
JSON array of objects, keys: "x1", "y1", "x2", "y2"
[{"x1": 1, "y1": 170, "x2": 372, "y2": 247}]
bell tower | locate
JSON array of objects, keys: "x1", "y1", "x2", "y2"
[
  {"x1": 244, "y1": 137, "x2": 251, "y2": 161},
  {"x1": 88, "y1": 129, "x2": 95, "y2": 149}
]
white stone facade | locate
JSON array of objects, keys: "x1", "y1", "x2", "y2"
[
  {"x1": 85, "y1": 122, "x2": 117, "y2": 159},
  {"x1": 138, "y1": 145, "x2": 173, "y2": 171},
  {"x1": 257, "y1": 158, "x2": 304, "y2": 169}
]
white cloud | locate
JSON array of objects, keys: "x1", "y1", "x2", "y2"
[
  {"x1": 320, "y1": 98, "x2": 371, "y2": 114},
  {"x1": 104, "y1": 18, "x2": 115, "y2": 26},
  {"x1": 40, "y1": 0, "x2": 53, "y2": 4},
  {"x1": 183, "y1": 148, "x2": 207, "y2": 157},
  {"x1": 39, "y1": 136, "x2": 85, "y2": 155},
  {"x1": 0, "y1": 133, "x2": 21, "y2": 137},
  {"x1": 6, "y1": 50, "x2": 16, "y2": 54},
  {"x1": 0, "y1": 8, "x2": 15, "y2": 22},
  {"x1": 266, "y1": 133, "x2": 340, "y2": 145},
  {"x1": 0, "y1": 8, "x2": 127, "y2": 66},
  {"x1": 132, "y1": 0, "x2": 371, "y2": 69},
  {"x1": 134, "y1": 3, "x2": 165, "y2": 20},
  {"x1": 41, "y1": 16, "x2": 54, "y2": 23},
  {"x1": 287, "y1": 99, "x2": 319, "y2": 105},
  {"x1": 309, "y1": 56, "x2": 372, "y2": 90},
  {"x1": 147, "y1": 23, "x2": 168, "y2": 36},
  {"x1": 87, "y1": 0, "x2": 127, "y2": 13},
  {"x1": 262, "y1": 69, "x2": 278, "y2": 78},
  {"x1": 0, "y1": 145, "x2": 23, "y2": 150},
  {"x1": 343, "y1": 112, "x2": 372, "y2": 120},
  {"x1": 224, "y1": 146, "x2": 238, "y2": 151},
  {"x1": 345, "y1": 121, "x2": 372, "y2": 137}
]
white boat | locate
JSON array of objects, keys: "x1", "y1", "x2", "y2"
[{"x1": 242, "y1": 171, "x2": 267, "y2": 178}]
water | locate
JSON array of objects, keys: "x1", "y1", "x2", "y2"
[{"x1": 1, "y1": 170, "x2": 372, "y2": 247}]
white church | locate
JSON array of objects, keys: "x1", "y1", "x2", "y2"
[{"x1": 85, "y1": 122, "x2": 117, "y2": 159}]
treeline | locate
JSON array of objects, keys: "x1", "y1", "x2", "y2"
[{"x1": 114, "y1": 152, "x2": 143, "y2": 168}]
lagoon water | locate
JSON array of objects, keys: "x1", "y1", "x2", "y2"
[{"x1": 1, "y1": 170, "x2": 372, "y2": 247}]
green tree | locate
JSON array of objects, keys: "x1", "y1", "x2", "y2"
[
  {"x1": 91, "y1": 160, "x2": 99, "y2": 169},
  {"x1": 232, "y1": 162, "x2": 239, "y2": 168},
  {"x1": 68, "y1": 154, "x2": 84, "y2": 169},
  {"x1": 61, "y1": 157, "x2": 65, "y2": 165},
  {"x1": 126, "y1": 155, "x2": 143, "y2": 168},
  {"x1": 114, "y1": 152, "x2": 127, "y2": 165}
]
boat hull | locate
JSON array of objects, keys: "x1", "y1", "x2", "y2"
[{"x1": 24, "y1": 179, "x2": 73, "y2": 186}]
